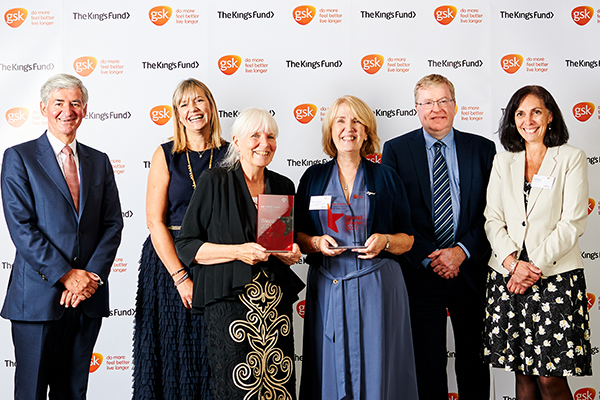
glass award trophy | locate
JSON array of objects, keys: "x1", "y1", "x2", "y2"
[
  {"x1": 256, "y1": 194, "x2": 294, "y2": 252},
  {"x1": 324, "y1": 192, "x2": 367, "y2": 249}
]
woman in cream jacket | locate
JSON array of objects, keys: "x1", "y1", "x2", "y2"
[{"x1": 483, "y1": 86, "x2": 591, "y2": 400}]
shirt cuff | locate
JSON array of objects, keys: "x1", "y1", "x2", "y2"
[
  {"x1": 456, "y1": 242, "x2": 471, "y2": 260},
  {"x1": 92, "y1": 272, "x2": 104, "y2": 286}
]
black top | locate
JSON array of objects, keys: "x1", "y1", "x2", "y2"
[
  {"x1": 520, "y1": 179, "x2": 532, "y2": 262},
  {"x1": 161, "y1": 141, "x2": 229, "y2": 227},
  {"x1": 175, "y1": 164, "x2": 305, "y2": 312}
]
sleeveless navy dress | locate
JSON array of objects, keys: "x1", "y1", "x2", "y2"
[{"x1": 133, "y1": 141, "x2": 228, "y2": 400}]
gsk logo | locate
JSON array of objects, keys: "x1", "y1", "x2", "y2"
[
  {"x1": 572, "y1": 6, "x2": 594, "y2": 26},
  {"x1": 500, "y1": 54, "x2": 523, "y2": 74},
  {"x1": 73, "y1": 56, "x2": 97, "y2": 77},
  {"x1": 6, "y1": 107, "x2": 29, "y2": 127},
  {"x1": 587, "y1": 292, "x2": 595, "y2": 311},
  {"x1": 4, "y1": 8, "x2": 27, "y2": 28},
  {"x1": 573, "y1": 102, "x2": 595, "y2": 122},
  {"x1": 434, "y1": 5, "x2": 457, "y2": 25},
  {"x1": 589, "y1": 198, "x2": 596, "y2": 215},
  {"x1": 573, "y1": 387, "x2": 596, "y2": 400},
  {"x1": 90, "y1": 353, "x2": 103, "y2": 373},
  {"x1": 294, "y1": 104, "x2": 317, "y2": 124},
  {"x1": 149, "y1": 6, "x2": 172, "y2": 26},
  {"x1": 361, "y1": 54, "x2": 384, "y2": 74},
  {"x1": 448, "y1": 393, "x2": 459, "y2": 400},
  {"x1": 296, "y1": 300, "x2": 305, "y2": 318},
  {"x1": 365, "y1": 153, "x2": 381, "y2": 164},
  {"x1": 218, "y1": 55, "x2": 241, "y2": 75},
  {"x1": 293, "y1": 5, "x2": 316, "y2": 25},
  {"x1": 150, "y1": 105, "x2": 172, "y2": 125}
]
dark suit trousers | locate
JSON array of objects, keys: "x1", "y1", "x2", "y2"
[
  {"x1": 403, "y1": 266, "x2": 490, "y2": 400},
  {"x1": 12, "y1": 307, "x2": 102, "y2": 400}
]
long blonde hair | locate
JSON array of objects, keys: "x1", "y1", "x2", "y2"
[{"x1": 170, "y1": 78, "x2": 225, "y2": 153}]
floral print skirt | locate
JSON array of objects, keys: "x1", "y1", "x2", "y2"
[{"x1": 483, "y1": 267, "x2": 592, "y2": 377}]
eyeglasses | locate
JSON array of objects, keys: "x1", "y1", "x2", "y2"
[{"x1": 416, "y1": 98, "x2": 455, "y2": 109}]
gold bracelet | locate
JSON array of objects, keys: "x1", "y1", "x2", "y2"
[{"x1": 170, "y1": 267, "x2": 185, "y2": 277}]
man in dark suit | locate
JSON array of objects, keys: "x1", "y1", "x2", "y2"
[
  {"x1": 382, "y1": 74, "x2": 495, "y2": 399},
  {"x1": 1, "y1": 73, "x2": 123, "y2": 399}
]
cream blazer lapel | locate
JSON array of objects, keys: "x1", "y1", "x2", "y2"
[
  {"x1": 526, "y1": 146, "x2": 558, "y2": 217},
  {"x1": 508, "y1": 151, "x2": 527, "y2": 223}
]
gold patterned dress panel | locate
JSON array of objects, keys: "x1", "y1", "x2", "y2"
[{"x1": 229, "y1": 271, "x2": 294, "y2": 400}]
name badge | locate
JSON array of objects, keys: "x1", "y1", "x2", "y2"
[
  {"x1": 531, "y1": 174, "x2": 555, "y2": 189},
  {"x1": 309, "y1": 195, "x2": 331, "y2": 210}
]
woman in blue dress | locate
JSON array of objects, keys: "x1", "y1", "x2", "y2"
[
  {"x1": 297, "y1": 95, "x2": 419, "y2": 400},
  {"x1": 133, "y1": 79, "x2": 228, "y2": 400}
]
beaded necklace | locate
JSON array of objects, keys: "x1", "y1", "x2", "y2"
[{"x1": 186, "y1": 148, "x2": 213, "y2": 189}]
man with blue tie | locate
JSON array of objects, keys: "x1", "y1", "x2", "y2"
[
  {"x1": 1, "y1": 73, "x2": 123, "y2": 399},
  {"x1": 382, "y1": 74, "x2": 495, "y2": 399}
]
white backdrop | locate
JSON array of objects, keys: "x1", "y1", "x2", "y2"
[{"x1": 1, "y1": 1, "x2": 600, "y2": 399}]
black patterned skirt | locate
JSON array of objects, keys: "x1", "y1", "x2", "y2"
[
  {"x1": 204, "y1": 271, "x2": 297, "y2": 400},
  {"x1": 483, "y1": 267, "x2": 592, "y2": 377}
]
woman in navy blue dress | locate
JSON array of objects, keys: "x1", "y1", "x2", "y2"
[
  {"x1": 297, "y1": 96, "x2": 419, "y2": 400},
  {"x1": 133, "y1": 79, "x2": 228, "y2": 400}
]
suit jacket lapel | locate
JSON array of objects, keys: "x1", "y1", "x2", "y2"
[
  {"x1": 527, "y1": 146, "x2": 558, "y2": 216},
  {"x1": 509, "y1": 151, "x2": 527, "y2": 221},
  {"x1": 455, "y1": 130, "x2": 472, "y2": 234},
  {"x1": 35, "y1": 133, "x2": 78, "y2": 216},
  {"x1": 409, "y1": 129, "x2": 433, "y2": 214},
  {"x1": 78, "y1": 143, "x2": 91, "y2": 217}
]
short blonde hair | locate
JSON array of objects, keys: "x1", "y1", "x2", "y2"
[
  {"x1": 413, "y1": 74, "x2": 456, "y2": 103},
  {"x1": 171, "y1": 79, "x2": 225, "y2": 153},
  {"x1": 321, "y1": 95, "x2": 379, "y2": 158}
]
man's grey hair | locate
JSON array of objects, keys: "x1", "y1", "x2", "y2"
[{"x1": 40, "y1": 73, "x2": 89, "y2": 106}]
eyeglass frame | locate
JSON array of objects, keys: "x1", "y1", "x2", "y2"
[{"x1": 415, "y1": 98, "x2": 455, "y2": 109}]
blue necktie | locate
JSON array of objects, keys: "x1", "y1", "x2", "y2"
[{"x1": 433, "y1": 141, "x2": 454, "y2": 249}]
